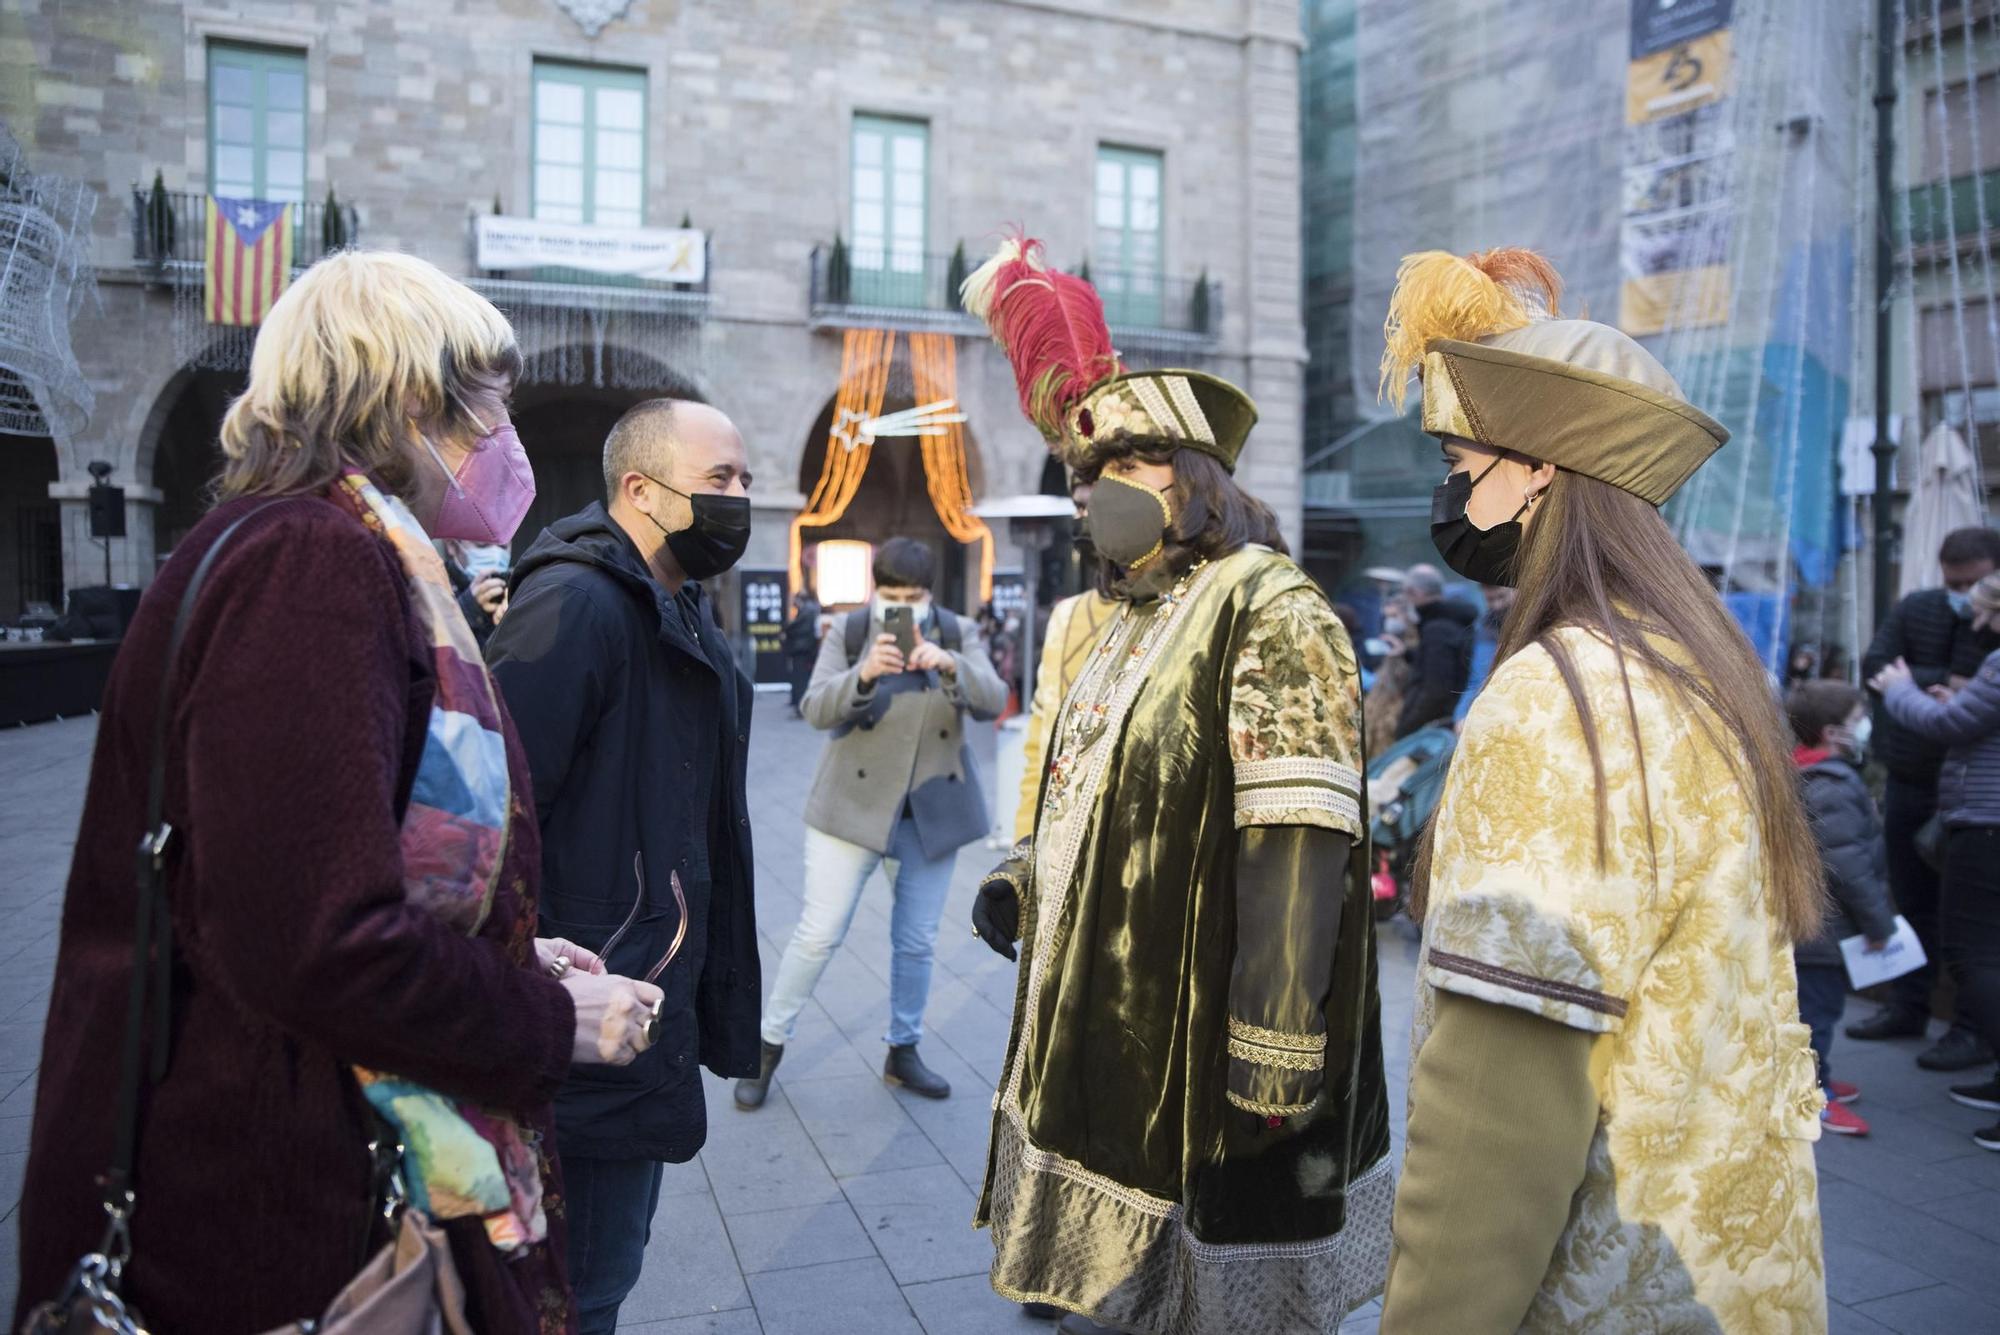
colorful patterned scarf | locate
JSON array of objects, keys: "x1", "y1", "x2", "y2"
[{"x1": 333, "y1": 471, "x2": 546, "y2": 1252}]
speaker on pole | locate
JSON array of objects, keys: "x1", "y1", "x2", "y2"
[{"x1": 87, "y1": 483, "x2": 126, "y2": 539}]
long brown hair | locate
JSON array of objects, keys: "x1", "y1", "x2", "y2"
[
  {"x1": 1083, "y1": 436, "x2": 1287, "y2": 597},
  {"x1": 1413, "y1": 466, "x2": 1824, "y2": 942}
]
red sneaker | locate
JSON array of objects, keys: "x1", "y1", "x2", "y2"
[
  {"x1": 1821, "y1": 1102, "x2": 1870, "y2": 1136},
  {"x1": 1828, "y1": 1080, "x2": 1861, "y2": 1105}
]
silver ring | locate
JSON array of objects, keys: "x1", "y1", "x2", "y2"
[{"x1": 549, "y1": 955, "x2": 572, "y2": 981}]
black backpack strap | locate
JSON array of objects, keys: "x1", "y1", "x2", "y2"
[
  {"x1": 103, "y1": 502, "x2": 274, "y2": 1250},
  {"x1": 935, "y1": 606, "x2": 962, "y2": 653},
  {"x1": 844, "y1": 607, "x2": 871, "y2": 664}
]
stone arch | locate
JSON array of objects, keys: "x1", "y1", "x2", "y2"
[
  {"x1": 135, "y1": 359, "x2": 251, "y2": 558},
  {"x1": 509, "y1": 341, "x2": 705, "y2": 552}
]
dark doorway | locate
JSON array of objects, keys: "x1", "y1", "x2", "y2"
[
  {"x1": 509, "y1": 351, "x2": 702, "y2": 557},
  {"x1": 0, "y1": 432, "x2": 61, "y2": 620},
  {"x1": 150, "y1": 367, "x2": 247, "y2": 560}
]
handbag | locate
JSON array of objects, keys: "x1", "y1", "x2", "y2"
[{"x1": 22, "y1": 505, "x2": 471, "y2": 1335}]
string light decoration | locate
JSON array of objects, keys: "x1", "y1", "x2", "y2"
[
  {"x1": 790, "y1": 327, "x2": 895, "y2": 596},
  {"x1": 910, "y1": 332, "x2": 995, "y2": 602}
]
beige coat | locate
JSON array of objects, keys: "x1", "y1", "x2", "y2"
[{"x1": 801, "y1": 605, "x2": 1007, "y2": 857}]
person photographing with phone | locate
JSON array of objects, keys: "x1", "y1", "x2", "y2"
[{"x1": 735, "y1": 537, "x2": 1007, "y2": 1109}]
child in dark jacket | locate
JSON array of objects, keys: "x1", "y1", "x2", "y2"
[{"x1": 1788, "y1": 681, "x2": 1901, "y2": 1136}]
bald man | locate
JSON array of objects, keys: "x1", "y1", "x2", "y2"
[{"x1": 486, "y1": 397, "x2": 763, "y2": 1334}]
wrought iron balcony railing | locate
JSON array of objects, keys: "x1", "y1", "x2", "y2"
[
  {"x1": 130, "y1": 187, "x2": 359, "y2": 275},
  {"x1": 807, "y1": 245, "x2": 1222, "y2": 346}
]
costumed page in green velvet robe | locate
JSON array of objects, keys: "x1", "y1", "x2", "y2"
[{"x1": 976, "y1": 545, "x2": 1393, "y2": 1335}]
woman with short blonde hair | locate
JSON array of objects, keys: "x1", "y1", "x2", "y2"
[{"x1": 18, "y1": 250, "x2": 658, "y2": 1335}]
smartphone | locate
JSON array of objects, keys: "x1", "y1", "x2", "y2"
[{"x1": 884, "y1": 605, "x2": 916, "y2": 657}]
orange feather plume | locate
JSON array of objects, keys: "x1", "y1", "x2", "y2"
[{"x1": 1378, "y1": 248, "x2": 1563, "y2": 411}]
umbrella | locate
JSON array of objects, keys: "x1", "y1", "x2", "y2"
[{"x1": 1898, "y1": 423, "x2": 1988, "y2": 598}]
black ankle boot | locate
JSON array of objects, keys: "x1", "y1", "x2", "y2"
[
  {"x1": 884, "y1": 1043, "x2": 950, "y2": 1099},
  {"x1": 734, "y1": 1040, "x2": 784, "y2": 1110}
]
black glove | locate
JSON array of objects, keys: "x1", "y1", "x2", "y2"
[{"x1": 971, "y1": 876, "x2": 1021, "y2": 962}]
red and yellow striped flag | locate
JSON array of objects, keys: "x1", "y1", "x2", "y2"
[{"x1": 204, "y1": 197, "x2": 294, "y2": 327}]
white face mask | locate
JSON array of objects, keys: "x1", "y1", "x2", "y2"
[
  {"x1": 1831, "y1": 714, "x2": 1872, "y2": 761},
  {"x1": 875, "y1": 594, "x2": 931, "y2": 620}
]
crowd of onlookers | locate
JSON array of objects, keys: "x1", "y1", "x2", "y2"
[{"x1": 1794, "y1": 524, "x2": 2000, "y2": 1144}]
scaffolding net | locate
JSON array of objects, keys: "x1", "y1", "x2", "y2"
[{"x1": 1346, "y1": 0, "x2": 1872, "y2": 671}]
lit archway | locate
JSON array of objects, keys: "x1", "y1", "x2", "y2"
[{"x1": 789, "y1": 330, "x2": 992, "y2": 610}]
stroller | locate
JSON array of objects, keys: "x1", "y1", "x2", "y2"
[{"x1": 1365, "y1": 724, "x2": 1458, "y2": 921}]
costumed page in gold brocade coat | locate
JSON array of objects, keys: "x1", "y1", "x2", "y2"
[{"x1": 1409, "y1": 629, "x2": 1827, "y2": 1332}]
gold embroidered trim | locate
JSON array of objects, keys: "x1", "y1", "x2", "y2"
[
  {"x1": 1003, "y1": 1106, "x2": 1178, "y2": 1218},
  {"x1": 984, "y1": 1103, "x2": 1397, "y2": 1331},
  {"x1": 1164, "y1": 374, "x2": 1217, "y2": 446},
  {"x1": 1225, "y1": 1088, "x2": 1319, "y2": 1117},
  {"x1": 1234, "y1": 757, "x2": 1360, "y2": 789},
  {"x1": 1228, "y1": 1017, "x2": 1325, "y2": 1052},
  {"x1": 1233, "y1": 787, "x2": 1361, "y2": 826},
  {"x1": 1228, "y1": 1037, "x2": 1325, "y2": 1071},
  {"x1": 1129, "y1": 375, "x2": 1187, "y2": 442}
]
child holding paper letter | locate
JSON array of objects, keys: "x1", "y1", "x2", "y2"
[{"x1": 1788, "y1": 681, "x2": 1898, "y2": 1136}]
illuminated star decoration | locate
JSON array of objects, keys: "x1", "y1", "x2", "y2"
[{"x1": 830, "y1": 398, "x2": 968, "y2": 453}]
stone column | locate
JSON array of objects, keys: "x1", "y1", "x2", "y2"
[{"x1": 1242, "y1": 3, "x2": 1310, "y2": 556}]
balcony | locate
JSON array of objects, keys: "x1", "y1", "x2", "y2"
[
  {"x1": 129, "y1": 187, "x2": 358, "y2": 280},
  {"x1": 806, "y1": 245, "x2": 1222, "y2": 351}
]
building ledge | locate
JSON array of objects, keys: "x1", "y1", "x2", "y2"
[{"x1": 466, "y1": 274, "x2": 713, "y2": 318}]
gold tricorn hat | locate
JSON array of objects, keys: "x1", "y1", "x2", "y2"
[{"x1": 1381, "y1": 249, "x2": 1727, "y2": 507}]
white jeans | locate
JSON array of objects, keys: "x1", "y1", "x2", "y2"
[{"x1": 760, "y1": 819, "x2": 958, "y2": 1048}]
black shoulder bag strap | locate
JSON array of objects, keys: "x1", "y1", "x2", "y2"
[{"x1": 98, "y1": 503, "x2": 273, "y2": 1269}]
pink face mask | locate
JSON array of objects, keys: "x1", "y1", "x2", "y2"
[{"x1": 421, "y1": 409, "x2": 536, "y2": 546}]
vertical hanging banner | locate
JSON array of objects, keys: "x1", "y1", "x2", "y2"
[
  {"x1": 1620, "y1": 0, "x2": 1734, "y2": 337},
  {"x1": 738, "y1": 568, "x2": 789, "y2": 685},
  {"x1": 205, "y1": 197, "x2": 293, "y2": 327}
]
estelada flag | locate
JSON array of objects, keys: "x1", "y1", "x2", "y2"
[{"x1": 204, "y1": 197, "x2": 293, "y2": 327}]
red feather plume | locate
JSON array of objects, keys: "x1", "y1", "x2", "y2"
[{"x1": 960, "y1": 235, "x2": 1122, "y2": 443}]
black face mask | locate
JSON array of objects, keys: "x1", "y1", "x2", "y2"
[
  {"x1": 643, "y1": 475, "x2": 752, "y2": 580},
  {"x1": 1430, "y1": 458, "x2": 1529, "y2": 587}
]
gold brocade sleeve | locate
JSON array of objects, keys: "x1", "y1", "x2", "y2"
[
  {"x1": 1015, "y1": 598, "x2": 1077, "y2": 841},
  {"x1": 1222, "y1": 588, "x2": 1366, "y2": 1117},
  {"x1": 1227, "y1": 588, "x2": 1365, "y2": 836}
]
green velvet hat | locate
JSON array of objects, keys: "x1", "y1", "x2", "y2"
[
  {"x1": 1069, "y1": 369, "x2": 1259, "y2": 474},
  {"x1": 960, "y1": 236, "x2": 1258, "y2": 474}
]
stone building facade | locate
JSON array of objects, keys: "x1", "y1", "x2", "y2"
[{"x1": 1, "y1": 0, "x2": 1305, "y2": 659}]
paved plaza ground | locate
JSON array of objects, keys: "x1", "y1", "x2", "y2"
[{"x1": 4, "y1": 698, "x2": 2000, "y2": 1331}]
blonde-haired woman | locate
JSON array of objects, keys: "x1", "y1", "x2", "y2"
[
  {"x1": 1376, "y1": 249, "x2": 1827, "y2": 1332},
  {"x1": 17, "y1": 251, "x2": 660, "y2": 1335}
]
